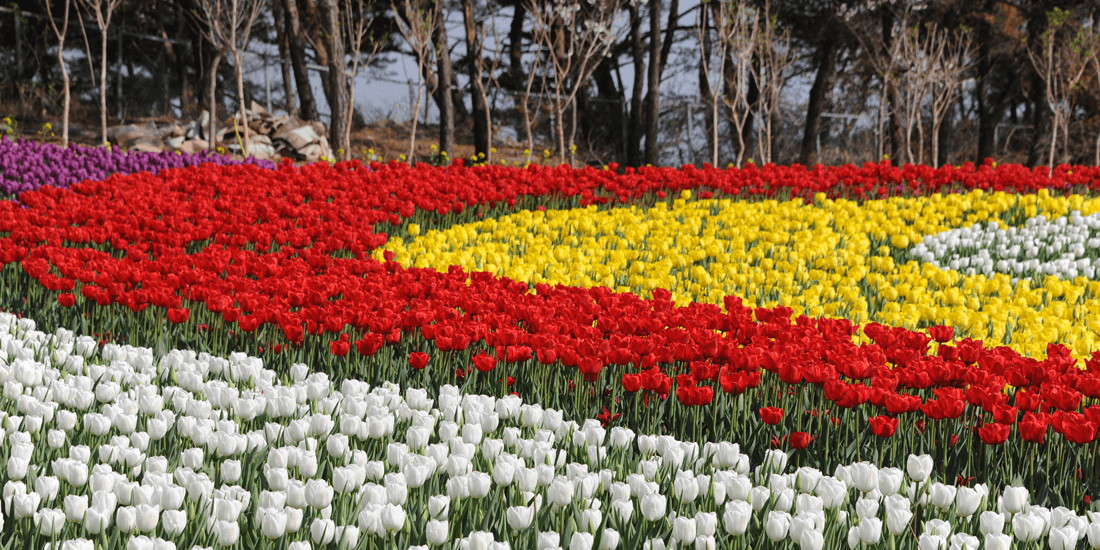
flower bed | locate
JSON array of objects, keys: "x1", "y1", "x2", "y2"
[
  {"x1": 0, "y1": 311, "x2": 1089, "y2": 550},
  {"x1": 4, "y1": 158, "x2": 1100, "y2": 548},
  {"x1": 0, "y1": 136, "x2": 275, "y2": 197}
]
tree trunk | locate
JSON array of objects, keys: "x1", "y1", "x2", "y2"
[
  {"x1": 507, "y1": 2, "x2": 525, "y2": 90},
  {"x1": 799, "y1": 35, "x2": 835, "y2": 166},
  {"x1": 100, "y1": 25, "x2": 110, "y2": 146},
  {"x1": 592, "y1": 57, "x2": 625, "y2": 163},
  {"x1": 273, "y1": 0, "x2": 296, "y2": 117},
  {"x1": 643, "y1": 0, "x2": 662, "y2": 166},
  {"x1": 697, "y1": 3, "x2": 717, "y2": 166},
  {"x1": 743, "y1": 54, "x2": 759, "y2": 162},
  {"x1": 627, "y1": 4, "x2": 645, "y2": 167},
  {"x1": 231, "y1": 49, "x2": 251, "y2": 157},
  {"x1": 208, "y1": 52, "x2": 223, "y2": 153},
  {"x1": 462, "y1": 0, "x2": 490, "y2": 160},
  {"x1": 975, "y1": 2, "x2": 993, "y2": 162},
  {"x1": 319, "y1": 0, "x2": 348, "y2": 159},
  {"x1": 284, "y1": 0, "x2": 318, "y2": 121},
  {"x1": 435, "y1": 10, "x2": 456, "y2": 160}
]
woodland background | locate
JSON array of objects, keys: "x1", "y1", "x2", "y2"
[{"x1": 1, "y1": 0, "x2": 1099, "y2": 169}]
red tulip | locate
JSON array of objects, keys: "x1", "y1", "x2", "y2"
[
  {"x1": 472, "y1": 353, "x2": 497, "y2": 373},
  {"x1": 57, "y1": 293, "x2": 76, "y2": 308},
  {"x1": 977, "y1": 422, "x2": 1010, "y2": 445},
  {"x1": 1019, "y1": 413, "x2": 1049, "y2": 443},
  {"x1": 621, "y1": 373, "x2": 642, "y2": 393},
  {"x1": 167, "y1": 308, "x2": 190, "y2": 324},
  {"x1": 355, "y1": 333, "x2": 384, "y2": 357},
  {"x1": 992, "y1": 404, "x2": 1018, "y2": 425},
  {"x1": 790, "y1": 432, "x2": 810, "y2": 450},
  {"x1": 330, "y1": 336, "x2": 350, "y2": 357},
  {"x1": 869, "y1": 415, "x2": 898, "y2": 438},
  {"x1": 409, "y1": 352, "x2": 430, "y2": 370},
  {"x1": 760, "y1": 407, "x2": 784, "y2": 425},
  {"x1": 928, "y1": 325, "x2": 954, "y2": 343}
]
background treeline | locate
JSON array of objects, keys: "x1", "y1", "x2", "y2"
[{"x1": 1, "y1": 0, "x2": 1099, "y2": 168}]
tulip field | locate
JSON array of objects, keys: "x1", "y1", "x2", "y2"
[{"x1": 7, "y1": 137, "x2": 1100, "y2": 550}]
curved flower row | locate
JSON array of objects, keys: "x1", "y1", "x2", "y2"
[
  {"x1": 0, "y1": 137, "x2": 275, "y2": 196},
  {"x1": 2, "y1": 161, "x2": 1100, "y2": 494},
  {"x1": 377, "y1": 188, "x2": 1100, "y2": 360},
  {"x1": 0, "y1": 311, "x2": 1094, "y2": 550}
]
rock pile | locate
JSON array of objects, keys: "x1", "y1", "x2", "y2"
[{"x1": 106, "y1": 102, "x2": 334, "y2": 162}]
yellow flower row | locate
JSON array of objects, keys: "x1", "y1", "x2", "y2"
[{"x1": 381, "y1": 189, "x2": 1100, "y2": 361}]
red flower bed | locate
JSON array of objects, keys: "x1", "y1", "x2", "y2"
[{"x1": 3, "y1": 159, "x2": 1100, "y2": 455}]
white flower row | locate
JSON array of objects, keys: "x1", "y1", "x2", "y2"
[
  {"x1": 0, "y1": 312, "x2": 1095, "y2": 550},
  {"x1": 910, "y1": 213, "x2": 1100, "y2": 281}
]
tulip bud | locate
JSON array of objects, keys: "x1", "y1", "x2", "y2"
[
  {"x1": 918, "y1": 533, "x2": 945, "y2": 550},
  {"x1": 428, "y1": 495, "x2": 450, "y2": 519},
  {"x1": 723, "y1": 500, "x2": 752, "y2": 536},
  {"x1": 1002, "y1": 486, "x2": 1029, "y2": 515},
  {"x1": 426, "y1": 519, "x2": 449, "y2": 546},
  {"x1": 162, "y1": 509, "x2": 186, "y2": 536},
  {"x1": 64, "y1": 494, "x2": 88, "y2": 523},
  {"x1": 765, "y1": 511, "x2": 791, "y2": 542},
  {"x1": 1012, "y1": 513, "x2": 1043, "y2": 543},
  {"x1": 507, "y1": 506, "x2": 534, "y2": 531},
  {"x1": 311, "y1": 518, "x2": 336, "y2": 545},
  {"x1": 549, "y1": 476, "x2": 575, "y2": 507},
  {"x1": 849, "y1": 462, "x2": 878, "y2": 494},
  {"x1": 570, "y1": 531, "x2": 594, "y2": 550},
  {"x1": 1087, "y1": 522, "x2": 1100, "y2": 549},
  {"x1": 906, "y1": 455, "x2": 934, "y2": 482},
  {"x1": 887, "y1": 508, "x2": 913, "y2": 536},
  {"x1": 979, "y1": 511, "x2": 1005, "y2": 536},
  {"x1": 984, "y1": 533, "x2": 1013, "y2": 550},
  {"x1": 538, "y1": 532, "x2": 561, "y2": 550},
  {"x1": 859, "y1": 517, "x2": 882, "y2": 544},
  {"x1": 34, "y1": 508, "x2": 65, "y2": 536},
  {"x1": 261, "y1": 509, "x2": 288, "y2": 539},
  {"x1": 380, "y1": 503, "x2": 406, "y2": 532},
  {"x1": 800, "y1": 528, "x2": 824, "y2": 550},
  {"x1": 640, "y1": 494, "x2": 666, "y2": 522}
]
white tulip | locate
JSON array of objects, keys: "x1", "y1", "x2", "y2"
[
  {"x1": 507, "y1": 506, "x2": 534, "y2": 531},
  {"x1": 640, "y1": 494, "x2": 666, "y2": 521},
  {"x1": 723, "y1": 500, "x2": 752, "y2": 536},
  {"x1": 859, "y1": 517, "x2": 882, "y2": 545},
  {"x1": 1002, "y1": 486, "x2": 1029, "y2": 515},
  {"x1": 538, "y1": 532, "x2": 561, "y2": 550},
  {"x1": 849, "y1": 462, "x2": 878, "y2": 494},
  {"x1": 1013, "y1": 513, "x2": 1044, "y2": 543},
  {"x1": 906, "y1": 455, "x2": 934, "y2": 482},
  {"x1": 426, "y1": 519, "x2": 449, "y2": 546},
  {"x1": 765, "y1": 511, "x2": 791, "y2": 542},
  {"x1": 570, "y1": 532, "x2": 594, "y2": 550}
]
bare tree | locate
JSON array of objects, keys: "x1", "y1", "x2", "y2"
[
  {"x1": 928, "y1": 26, "x2": 972, "y2": 168},
  {"x1": 751, "y1": 0, "x2": 794, "y2": 165},
  {"x1": 342, "y1": 0, "x2": 385, "y2": 162},
  {"x1": 696, "y1": 0, "x2": 729, "y2": 166},
  {"x1": 283, "y1": 0, "x2": 319, "y2": 121},
  {"x1": 196, "y1": 0, "x2": 265, "y2": 157},
  {"x1": 393, "y1": 0, "x2": 440, "y2": 164},
  {"x1": 41, "y1": 0, "x2": 72, "y2": 147},
  {"x1": 711, "y1": 0, "x2": 759, "y2": 168},
  {"x1": 77, "y1": 0, "x2": 122, "y2": 146},
  {"x1": 1094, "y1": 54, "x2": 1100, "y2": 166},
  {"x1": 525, "y1": 0, "x2": 623, "y2": 165},
  {"x1": 462, "y1": 0, "x2": 494, "y2": 162},
  {"x1": 434, "y1": 4, "x2": 457, "y2": 160},
  {"x1": 1027, "y1": 8, "x2": 1098, "y2": 173}
]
